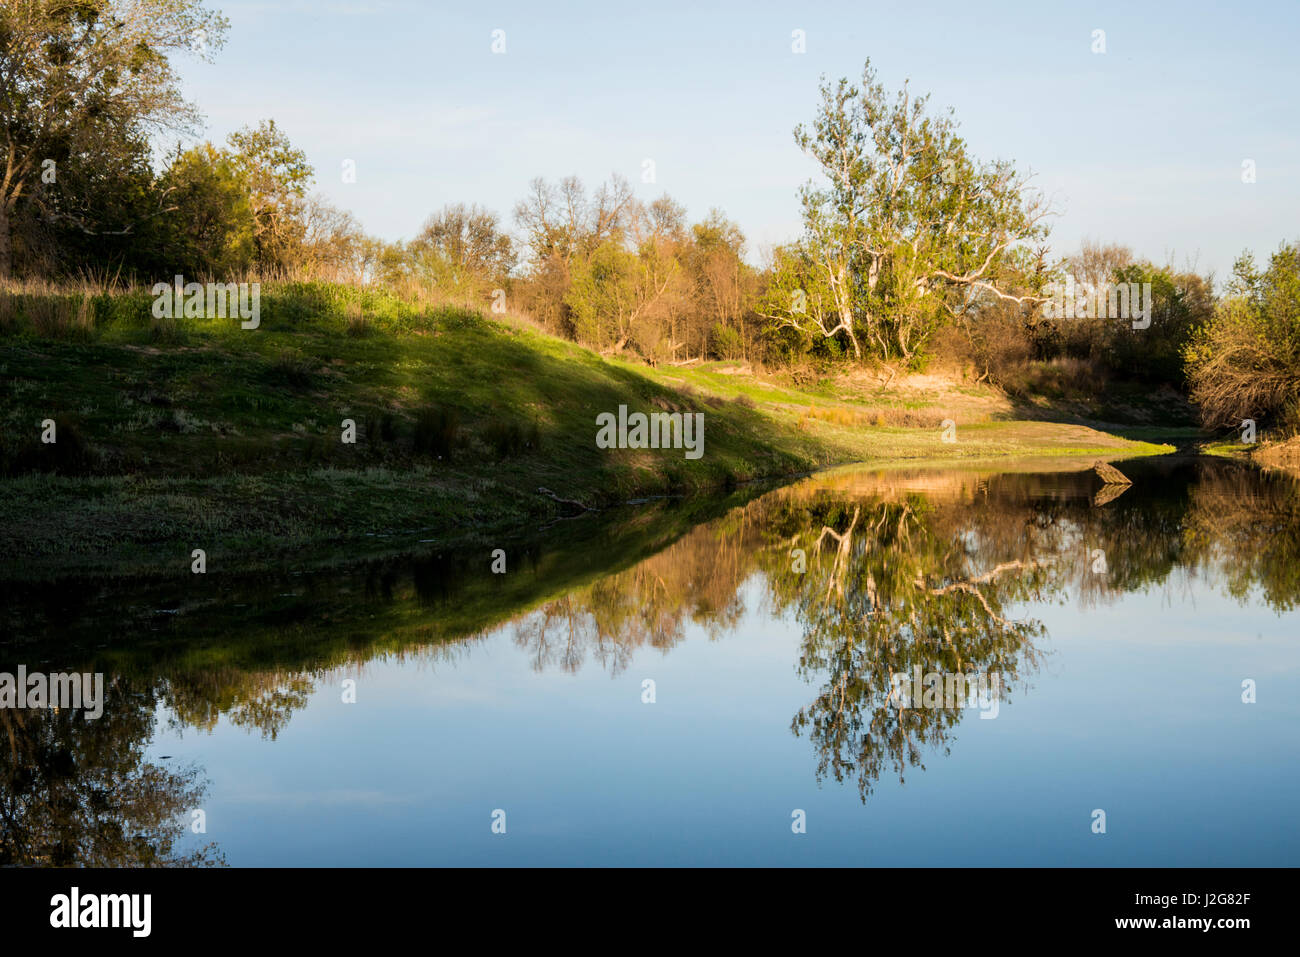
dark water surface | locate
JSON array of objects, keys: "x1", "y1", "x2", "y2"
[{"x1": 3, "y1": 455, "x2": 1298, "y2": 866}]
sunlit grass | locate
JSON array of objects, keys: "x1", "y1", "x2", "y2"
[{"x1": 0, "y1": 280, "x2": 1173, "y2": 579}]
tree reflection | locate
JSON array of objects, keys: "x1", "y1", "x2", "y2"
[
  {"x1": 1184, "y1": 460, "x2": 1300, "y2": 609},
  {"x1": 0, "y1": 678, "x2": 223, "y2": 866},
  {"x1": 511, "y1": 510, "x2": 755, "y2": 673},
  {"x1": 165, "y1": 670, "x2": 316, "y2": 741},
  {"x1": 509, "y1": 459, "x2": 1300, "y2": 801},
  {"x1": 8, "y1": 458, "x2": 1299, "y2": 817},
  {"x1": 763, "y1": 496, "x2": 1049, "y2": 800}
]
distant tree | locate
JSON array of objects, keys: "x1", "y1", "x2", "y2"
[
  {"x1": 1049, "y1": 241, "x2": 1140, "y2": 366},
  {"x1": 513, "y1": 174, "x2": 634, "y2": 334},
  {"x1": 226, "y1": 119, "x2": 313, "y2": 272},
  {"x1": 1108, "y1": 260, "x2": 1212, "y2": 383},
  {"x1": 625, "y1": 195, "x2": 690, "y2": 360},
  {"x1": 154, "y1": 143, "x2": 255, "y2": 276},
  {"x1": 417, "y1": 203, "x2": 513, "y2": 274},
  {"x1": 687, "y1": 209, "x2": 754, "y2": 360},
  {"x1": 514, "y1": 174, "x2": 634, "y2": 269},
  {"x1": 565, "y1": 239, "x2": 640, "y2": 349},
  {"x1": 297, "y1": 194, "x2": 368, "y2": 282}
]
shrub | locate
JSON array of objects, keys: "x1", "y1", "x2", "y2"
[
  {"x1": 482, "y1": 417, "x2": 540, "y2": 458},
  {"x1": 412, "y1": 407, "x2": 460, "y2": 459},
  {"x1": 1185, "y1": 244, "x2": 1300, "y2": 431},
  {"x1": 269, "y1": 348, "x2": 316, "y2": 388},
  {"x1": 0, "y1": 417, "x2": 95, "y2": 476},
  {"x1": 148, "y1": 313, "x2": 188, "y2": 344},
  {"x1": 345, "y1": 300, "x2": 371, "y2": 337},
  {"x1": 26, "y1": 294, "x2": 96, "y2": 340},
  {"x1": 0, "y1": 291, "x2": 15, "y2": 334}
]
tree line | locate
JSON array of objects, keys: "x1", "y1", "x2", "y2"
[{"x1": 3, "y1": 1, "x2": 1298, "y2": 432}]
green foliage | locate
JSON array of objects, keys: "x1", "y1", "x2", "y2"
[
  {"x1": 514, "y1": 177, "x2": 759, "y2": 361},
  {"x1": 711, "y1": 322, "x2": 744, "y2": 360},
  {"x1": 156, "y1": 143, "x2": 257, "y2": 276},
  {"x1": 565, "y1": 240, "x2": 639, "y2": 348},
  {"x1": 1185, "y1": 243, "x2": 1300, "y2": 430},
  {"x1": 1108, "y1": 262, "x2": 1210, "y2": 382},
  {"x1": 770, "y1": 59, "x2": 1051, "y2": 364},
  {"x1": 0, "y1": 0, "x2": 230, "y2": 278},
  {"x1": 227, "y1": 119, "x2": 314, "y2": 271},
  {"x1": 758, "y1": 242, "x2": 836, "y2": 361}
]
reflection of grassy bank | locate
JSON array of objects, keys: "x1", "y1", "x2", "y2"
[
  {"x1": 3, "y1": 417, "x2": 1169, "y2": 582},
  {"x1": 16, "y1": 457, "x2": 1294, "y2": 844},
  {"x1": 10, "y1": 456, "x2": 1296, "y2": 745},
  {"x1": 1, "y1": 290, "x2": 1170, "y2": 580},
  {"x1": 0, "y1": 482, "x2": 776, "y2": 709}
]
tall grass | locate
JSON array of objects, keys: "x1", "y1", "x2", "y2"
[
  {"x1": 0, "y1": 277, "x2": 488, "y2": 341},
  {"x1": 798, "y1": 403, "x2": 958, "y2": 430}
]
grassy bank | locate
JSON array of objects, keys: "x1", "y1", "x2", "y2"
[{"x1": 0, "y1": 281, "x2": 1173, "y2": 579}]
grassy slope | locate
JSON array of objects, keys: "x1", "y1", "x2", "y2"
[{"x1": 0, "y1": 284, "x2": 1172, "y2": 579}]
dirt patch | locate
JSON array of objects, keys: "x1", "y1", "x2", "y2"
[{"x1": 829, "y1": 368, "x2": 1013, "y2": 421}]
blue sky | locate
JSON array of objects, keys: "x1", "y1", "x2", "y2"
[{"x1": 173, "y1": 0, "x2": 1300, "y2": 279}]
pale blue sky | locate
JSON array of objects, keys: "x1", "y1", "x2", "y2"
[{"x1": 174, "y1": 0, "x2": 1300, "y2": 280}]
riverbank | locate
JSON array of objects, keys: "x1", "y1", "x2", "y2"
[{"x1": 0, "y1": 283, "x2": 1173, "y2": 580}]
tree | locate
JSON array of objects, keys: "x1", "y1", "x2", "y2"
[
  {"x1": 404, "y1": 202, "x2": 513, "y2": 304},
  {"x1": 226, "y1": 119, "x2": 312, "y2": 272},
  {"x1": 1185, "y1": 243, "x2": 1300, "y2": 430},
  {"x1": 1108, "y1": 259, "x2": 1212, "y2": 383},
  {"x1": 297, "y1": 193, "x2": 368, "y2": 282},
  {"x1": 768, "y1": 59, "x2": 1051, "y2": 363},
  {"x1": 759, "y1": 241, "x2": 843, "y2": 363},
  {"x1": 0, "y1": 0, "x2": 229, "y2": 277},
  {"x1": 154, "y1": 142, "x2": 255, "y2": 276},
  {"x1": 565, "y1": 238, "x2": 640, "y2": 349},
  {"x1": 687, "y1": 209, "x2": 754, "y2": 360},
  {"x1": 514, "y1": 174, "x2": 634, "y2": 268},
  {"x1": 513, "y1": 174, "x2": 634, "y2": 335},
  {"x1": 9, "y1": 122, "x2": 159, "y2": 275},
  {"x1": 624, "y1": 195, "x2": 690, "y2": 360},
  {"x1": 414, "y1": 202, "x2": 513, "y2": 277}
]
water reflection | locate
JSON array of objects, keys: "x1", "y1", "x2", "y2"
[
  {"x1": 0, "y1": 679, "x2": 223, "y2": 866},
  {"x1": 3, "y1": 455, "x2": 1299, "y2": 862},
  {"x1": 507, "y1": 458, "x2": 1300, "y2": 798}
]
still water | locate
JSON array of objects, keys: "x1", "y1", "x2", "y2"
[{"x1": 3, "y1": 455, "x2": 1298, "y2": 866}]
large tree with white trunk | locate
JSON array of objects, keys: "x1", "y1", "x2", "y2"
[{"x1": 762, "y1": 59, "x2": 1053, "y2": 363}]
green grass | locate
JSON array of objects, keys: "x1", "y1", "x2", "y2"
[
  {"x1": 0, "y1": 281, "x2": 1174, "y2": 580},
  {"x1": 1200, "y1": 440, "x2": 1255, "y2": 459}
]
